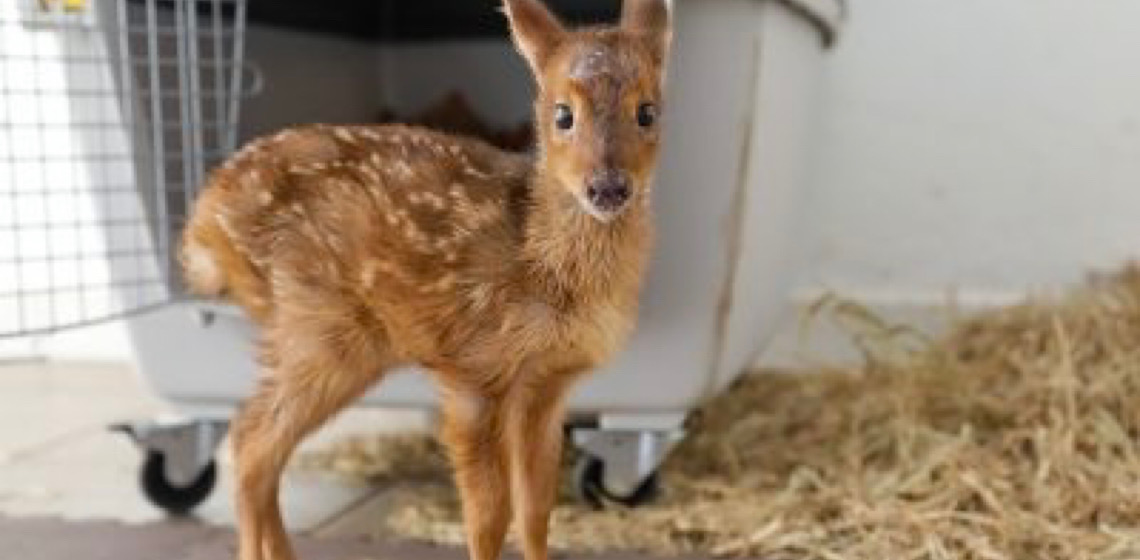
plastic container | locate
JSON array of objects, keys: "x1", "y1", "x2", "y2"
[{"x1": 123, "y1": 0, "x2": 843, "y2": 510}]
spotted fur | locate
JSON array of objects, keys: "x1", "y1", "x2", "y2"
[{"x1": 180, "y1": 2, "x2": 671, "y2": 559}]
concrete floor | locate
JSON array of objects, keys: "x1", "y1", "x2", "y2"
[
  {"x1": 0, "y1": 360, "x2": 413, "y2": 531},
  {"x1": 0, "y1": 514, "x2": 724, "y2": 560},
  {"x1": 0, "y1": 360, "x2": 431, "y2": 558},
  {"x1": 0, "y1": 360, "x2": 721, "y2": 560}
]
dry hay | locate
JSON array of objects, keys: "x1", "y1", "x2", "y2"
[{"x1": 298, "y1": 266, "x2": 1140, "y2": 559}]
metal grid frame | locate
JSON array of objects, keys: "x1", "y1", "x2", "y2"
[{"x1": 0, "y1": 0, "x2": 254, "y2": 338}]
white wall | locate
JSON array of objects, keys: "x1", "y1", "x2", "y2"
[{"x1": 799, "y1": 0, "x2": 1140, "y2": 305}]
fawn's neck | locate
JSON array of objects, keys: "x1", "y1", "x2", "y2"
[{"x1": 521, "y1": 170, "x2": 652, "y2": 306}]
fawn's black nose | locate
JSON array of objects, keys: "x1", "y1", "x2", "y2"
[{"x1": 586, "y1": 171, "x2": 631, "y2": 214}]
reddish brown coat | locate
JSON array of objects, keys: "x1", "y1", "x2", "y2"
[{"x1": 180, "y1": 1, "x2": 671, "y2": 559}]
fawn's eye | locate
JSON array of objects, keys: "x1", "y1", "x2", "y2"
[
  {"x1": 554, "y1": 104, "x2": 574, "y2": 131},
  {"x1": 637, "y1": 103, "x2": 657, "y2": 128}
]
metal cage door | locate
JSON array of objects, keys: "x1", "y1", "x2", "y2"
[{"x1": 0, "y1": 0, "x2": 256, "y2": 338}]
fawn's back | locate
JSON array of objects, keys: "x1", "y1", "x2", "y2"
[
  {"x1": 181, "y1": 124, "x2": 554, "y2": 362},
  {"x1": 182, "y1": 17, "x2": 668, "y2": 380}
]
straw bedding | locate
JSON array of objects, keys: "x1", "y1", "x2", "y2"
[{"x1": 298, "y1": 266, "x2": 1140, "y2": 559}]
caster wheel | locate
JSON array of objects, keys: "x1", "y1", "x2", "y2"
[
  {"x1": 573, "y1": 456, "x2": 660, "y2": 509},
  {"x1": 140, "y1": 451, "x2": 216, "y2": 515}
]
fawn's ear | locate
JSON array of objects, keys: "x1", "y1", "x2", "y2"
[
  {"x1": 503, "y1": 0, "x2": 566, "y2": 74},
  {"x1": 622, "y1": 0, "x2": 671, "y2": 64}
]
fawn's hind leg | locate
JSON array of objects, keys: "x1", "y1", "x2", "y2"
[
  {"x1": 438, "y1": 379, "x2": 513, "y2": 560},
  {"x1": 232, "y1": 310, "x2": 391, "y2": 560}
]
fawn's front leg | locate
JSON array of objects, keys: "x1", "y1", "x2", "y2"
[
  {"x1": 505, "y1": 375, "x2": 576, "y2": 560},
  {"x1": 440, "y1": 381, "x2": 513, "y2": 560}
]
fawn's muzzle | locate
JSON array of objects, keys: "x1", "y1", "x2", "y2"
[{"x1": 586, "y1": 171, "x2": 632, "y2": 215}]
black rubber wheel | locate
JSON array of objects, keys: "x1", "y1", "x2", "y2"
[
  {"x1": 573, "y1": 456, "x2": 660, "y2": 509},
  {"x1": 140, "y1": 451, "x2": 216, "y2": 515}
]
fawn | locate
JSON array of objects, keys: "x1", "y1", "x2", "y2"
[{"x1": 180, "y1": 1, "x2": 671, "y2": 559}]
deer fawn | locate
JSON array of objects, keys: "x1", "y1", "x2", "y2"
[{"x1": 180, "y1": 1, "x2": 671, "y2": 559}]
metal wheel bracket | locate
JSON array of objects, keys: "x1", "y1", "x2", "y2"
[
  {"x1": 571, "y1": 426, "x2": 685, "y2": 498},
  {"x1": 112, "y1": 418, "x2": 228, "y2": 487}
]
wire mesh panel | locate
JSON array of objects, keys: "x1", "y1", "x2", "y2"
[{"x1": 0, "y1": 0, "x2": 252, "y2": 337}]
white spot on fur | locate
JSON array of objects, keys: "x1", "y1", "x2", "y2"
[
  {"x1": 360, "y1": 164, "x2": 381, "y2": 184},
  {"x1": 394, "y1": 160, "x2": 414, "y2": 179},
  {"x1": 468, "y1": 283, "x2": 494, "y2": 312},
  {"x1": 434, "y1": 238, "x2": 455, "y2": 253},
  {"x1": 456, "y1": 200, "x2": 501, "y2": 229},
  {"x1": 448, "y1": 183, "x2": 469, "y2": 202},
  {"x1": 427, "y1": 273, "x2": 456, "y2": 293},
  {"x1": 361, "y1": 260, "x2": 390, "y2": 289},
  {"x1": 464, "y1": 166, "x2": 491, "y2": 180},
  {"x1": 423, "y1": 193, "x2": 445, "y2": 210},
  {"x1": 183, "y1": 242, "x2": 224, "y2": 295}
]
